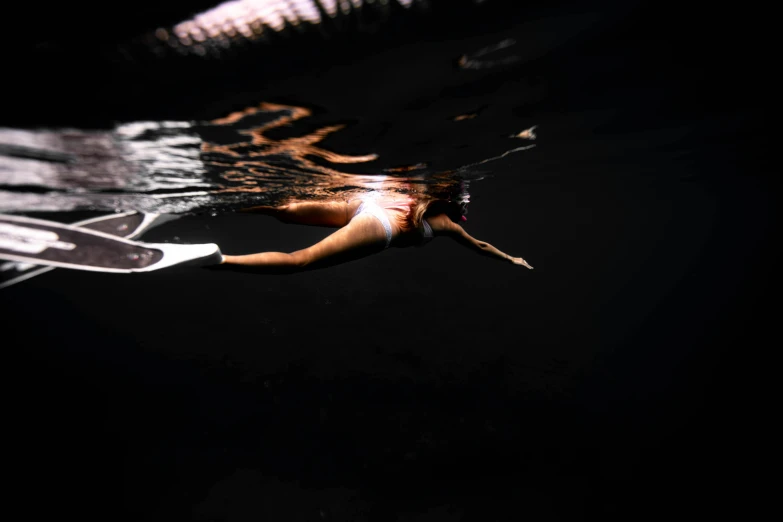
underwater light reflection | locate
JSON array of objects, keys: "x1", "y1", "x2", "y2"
[{"x1": 163, "y1": 0, "x2": 419, "y2": 52}]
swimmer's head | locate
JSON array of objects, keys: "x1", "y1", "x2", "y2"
[{"x1": 413, "y1": 199, "x2": 466, "y2": 226}]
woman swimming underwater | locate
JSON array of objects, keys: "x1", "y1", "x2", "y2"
[{"x1": 217, "y1": 193, "x2": 533, "y2": 272}]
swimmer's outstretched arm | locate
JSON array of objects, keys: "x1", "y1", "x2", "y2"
[{"x1": 428, "y1": 214, "x2": 533, "y2": 269}]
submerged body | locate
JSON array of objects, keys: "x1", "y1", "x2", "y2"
[
  {"x1": 220, "y1": 194, "x2": 532, "y2": 272},
  {"x1": 350, "y1": 194, "x2": 433, "y2": 248}
]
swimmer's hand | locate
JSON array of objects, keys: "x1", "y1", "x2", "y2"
[{"x1": 510, "y1": 256, "x2": 533, "y2": 269}]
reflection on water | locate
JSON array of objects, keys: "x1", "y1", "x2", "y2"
[
  {"x1": 153, "y1": 0, "x2": 422, "y2": 57},
  {"x1": 204, "y1": 101, "x2": 379, "y2": 196},
  {"x1": 458, "y1": 38, "x2": 521, "y2": 70},
  {"x1": 0, "y1": 101, "x2": 534, "y2": 215}
]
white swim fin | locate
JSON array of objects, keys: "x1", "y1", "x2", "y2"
[{"x1": 0, "y1": 213, "x2": 222, "y2": 277}]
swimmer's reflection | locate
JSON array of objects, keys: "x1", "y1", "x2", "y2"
[{"x1": 216, "y1": 192, "x2": 533, "y2": 272}]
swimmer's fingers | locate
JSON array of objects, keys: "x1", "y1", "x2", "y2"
[{"x1": 510, "y1": 256, "x2": 533, "y2": 269}]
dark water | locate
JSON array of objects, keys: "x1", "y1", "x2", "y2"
[{"x1": 1, "y1": 1, "x2": 774, "y2": 520}]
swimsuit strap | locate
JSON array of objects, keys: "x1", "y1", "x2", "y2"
[
  {"x1": 418, "y1": 218, "x2": 434, "y2": 247},
  {"x1": 421, "y1": 218, "x2": 433, "y2": 239}
]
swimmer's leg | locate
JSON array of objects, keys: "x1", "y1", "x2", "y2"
[
  {"x1": 241, "y1": 201, "x2": 358, "y2": 228},
  {"x1": 220, "y1": 214, "x2": 385, "y2": 273}
]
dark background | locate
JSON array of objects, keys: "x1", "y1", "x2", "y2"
[{"x1": 2, "y1": 1, "x2": 775, "y2": 520}]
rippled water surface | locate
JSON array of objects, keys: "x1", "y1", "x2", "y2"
[{"x1": 1, "y1": 100, "x2": 533, "y2": 214}]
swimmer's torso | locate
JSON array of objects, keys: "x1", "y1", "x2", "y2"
[{"x1": 347, "y1": 195, "x2": 429, "y2": 247}]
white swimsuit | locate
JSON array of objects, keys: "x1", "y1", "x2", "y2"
[
  {"x1": 352, "y1": 196, "x2": 434, "y2": 249},
  {"x1": 353, "y1": 199, "x2": 393, "y2": 248}
]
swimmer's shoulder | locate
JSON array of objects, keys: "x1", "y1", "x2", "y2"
[{"x1": 424, "y1": 213, "x2": 459, "y2": 235}]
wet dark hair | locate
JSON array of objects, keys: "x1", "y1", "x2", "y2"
[
  {"x1": 410, "y1": 198, "x2": 465, "y2": 228},
  {"x1": 426, "y1": 200, "x2": 464, "y2": 222}
]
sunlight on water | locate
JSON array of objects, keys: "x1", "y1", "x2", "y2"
[
  {"x1": 0, "y1": 0, "x2": 542, "y2": 216},
  {"x1": 0, "y1": 101, "x2": 533, "y2": 215},
  {"x1": 155, "y1": 0, "x2": 421, "y2": 56}
]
